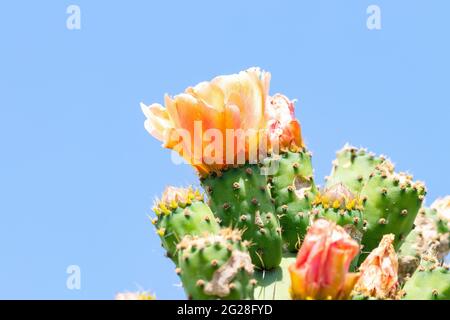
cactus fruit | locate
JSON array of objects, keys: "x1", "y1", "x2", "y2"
[
  {"x1": 402, "y1": 255, "x2": 450, "y2": 300},
  {"x1": 325, "y1": 144, "x2": 394, "y2": 195},
  {"x1": 152, "y1": 187, "x2": 220, "y2": 263},
  {"x1": 352, "y1": 234, "x2": 400, "y2": 300},
  {"x1": 360, "y1": 167, "x2": 426, "y2": 254},
  {"x1": 289, "y1": 219, "x2": 360, "y2": 300},
  {"x1": 177, "y1": 229, "x2": 256, "y2": 300},
  {"x1": 263, "y1": 149, "x2": 317, "y2": 251},
  {"x1": 201, "y1": 165, "x2": 282, "y2": 270}
]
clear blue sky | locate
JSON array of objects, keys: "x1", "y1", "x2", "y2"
[{"x1": 0, "y1": 1, "x2": 448, "y2": 299}]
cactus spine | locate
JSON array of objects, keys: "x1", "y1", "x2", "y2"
[{"x1": 177, "y1": 229, "x2": 256, "y2": 300}]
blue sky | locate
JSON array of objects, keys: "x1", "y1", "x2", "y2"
[{"x1": 0, "y1": 1, "x2": 448, "y2": 299}]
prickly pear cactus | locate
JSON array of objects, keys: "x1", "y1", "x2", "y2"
[
  {"x1": 152, "y1": 187, "x2": 220, "y2": 263},
  {"x1": 360, "y1": 167, "x2": 426, "y2": 253},
  {"x1": 263, "y1": 149, "x2": 317, "y2": 251},
  {"x1": 201, "y1": 164, "x2": 283, "y2": 270},
  {"x1": 177, "y1": 229, "x2": 257, "y2": 300},
  {"x1": 141, "y1": 67, "x2": 449, "y2": 300},
  {"x1": 402, "y1": 256, "x2": 450, "y2": 300},
  {"x1": 325, "y1": 144, "x2": 393, "y2": 195}
]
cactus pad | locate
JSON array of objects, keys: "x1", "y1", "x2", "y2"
[
  {"x1": 177, "y1": 229, "x2": 256, "y2": 300},
  {"x1": 360, "y1": 168, "x2": 426, "y2": 253},
  {"x1": 152, "y1": 187, "x2": 220, "y2": 263},
  {"x1": 263, "y1": 149, "x2": 317, "y2": 251},
  {"x1": 402, "y1": 256, "x2": 450, "y2": 300},
  {"x1": 325, "y1": 144, "x2": 394, "y2": 195},
  {"x1": 201, "y1": 164, "x2": 282, "y2": 270}
]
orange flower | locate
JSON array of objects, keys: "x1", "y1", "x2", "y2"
[
  {"x1": 289, "y1": 219, "x2": 360, "y2": 300},
  {"x1": 141, "y1": 68, "x2": 303, "y2": 176},
  {"x1": 354, "y1": 234, "x2": 399, "y2": 299}
]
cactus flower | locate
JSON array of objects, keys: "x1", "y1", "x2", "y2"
[
  {"x1": 354, "y1": 234, "x2": 399, "y2": 299},
  {"x1": 289, "y1": 219, "x2": 360, "y2": 300},
  {"x1": 265, "y1": 94, "x2": 303, "y2": 152},
  {"x1": 141, "y1": 68, "x2": 303, "y2": 176}
]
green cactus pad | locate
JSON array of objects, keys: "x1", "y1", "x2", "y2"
[
  {"x1": 153, "y1": 194, "x2": 220, "y2": 263},
  {"x1": 201, "y1": 164, "x2": 282, "y2": 270},
  {"x1": 325, "y1": 144, "x2": 393, "y2": 195},
  {"x1": 177, "y1": 229, "x2": 256, "y2": 300},
  {"x1": 402, "y1": 257, "x2": 450, "y2": 300},
  {"x1": 360, "y1": 169, "x2": 426, "y2": 254},
  {"x1": 263, "y1": 150, "x2": 317, "y2": 252},
  {"x1": 254, "y1": 253, "x2": 296, "y2": 300}
]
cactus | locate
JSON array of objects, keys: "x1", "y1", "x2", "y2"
[
  {"x1": 398, "y1": 200, "x2": 450, "y2": 282},
  {"x1": 325, "y1": 144, "x2": 393, "y2": 195},
  {"x1": 402, "y1": 255, "x2": 450, "y2": 300},
  {"x1": 360, "y1": 167, "x2": 426, "y2": 254},
  {"x1": 201, "y1": 164, "x2": 283, "y2": 270},
  {"x1": 141, "y1": 68, "x2": 449, "y2": 300},
  {"x1": 152, "y1": 187, "x2": 220, "y2": 263},
  {"x1": 263, "y1": 149, "x2": 317, "y2": 252},
  {"x1": 177, "y1": 229, "x2": 256, "y2": 300}
]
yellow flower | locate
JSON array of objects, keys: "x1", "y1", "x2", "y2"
[
  {"x1": 289, "y1": 219, "x2": 360, "y2": 300},
  {"x1": 141, "y1": 68, "x2": 303, "y2": 176},
  {"x1": 354, "y1": 234, "x2": 399, "y2": 299}
]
